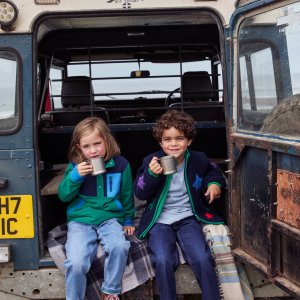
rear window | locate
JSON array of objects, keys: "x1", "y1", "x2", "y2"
[
  {"x1": 44, "y1": 45, "x2": 224, "y2": 127},
  {"x1": 50, "y1": 59, "x2": 214, "y2": 107}
]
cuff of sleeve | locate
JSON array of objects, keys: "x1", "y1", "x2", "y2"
[
  {"x1": 148, "y1": 168, "x2": 159, "y2": 177},
  {"x1": 69, "y1": 166, "x2": 85, "y2": 182},
  {"x1": 207, "y1": 181, "x2": 222, "y2": 187},
  {"x1": 123, "y1": 219, "x2": 134, "y2": 226}
]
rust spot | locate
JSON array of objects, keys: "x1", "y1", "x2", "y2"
[
  {"x1": 292, "y1": 189, "x2": 300, "y2": 205},
  {"x1": 296, "y1": 216, "x2": 300, "y2": 227},
  {"x1": 280, "y1": 188, "x2": 291, "y2": 199},
  {"x1": 279, "y1": 209, "x2": 284, "y2": 220},
  {"x1": 276, "y1": 169, "x2": 300, "y2": 229}
]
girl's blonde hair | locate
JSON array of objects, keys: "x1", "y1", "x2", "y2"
[{"x1": 68, "y1": 117, "x2": 120, "y2": 163}]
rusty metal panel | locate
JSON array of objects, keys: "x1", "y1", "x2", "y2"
[
  {"x1": 276, "y1": 169, "x2": 300, "y2": 229},
  {"x1": 240, "y1": 148, "x2": 269, "y2": 264},
  {"x1": 281, "y1": 234, "x2": 300, "y2": 286}
]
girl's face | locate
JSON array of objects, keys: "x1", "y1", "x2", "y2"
[
  {"x1": 77, "y1": 129, "x2": 106, "y2": 160},
  {"x1": 159, "y1": 126, "x2": 191, "y2": 165}
]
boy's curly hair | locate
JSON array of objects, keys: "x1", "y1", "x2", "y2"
[{"x1": 153, "y1": 110, "x2": 196, "y2": 141}]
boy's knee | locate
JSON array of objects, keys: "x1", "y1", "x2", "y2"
[
  {"x1": 192, "y1": 253, "x2": 215, "y2": 268},
  {"x1": 151, "y1": 254, "x2": 178, "y2": 269}
]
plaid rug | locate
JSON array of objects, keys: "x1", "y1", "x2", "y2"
[
  {"x1": 46, "y1": 223, "x2": 155, "y2": 299},
  {"x1": 46, "y1": 223, "x2": 253, "y2": 300}
]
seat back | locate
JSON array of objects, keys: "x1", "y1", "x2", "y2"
[
  {"x1": 182, "y1": 71, "x2": 214, "y2": 102},
  {"x1": 168, "y1": 71, "x2": 224, "y2": 122},
  {"x1": 61, "y1": 76, "x2": 93, "y2": 107},
  {"x1": 41, "y1": 76, "x2": 110, "y2": 127}
]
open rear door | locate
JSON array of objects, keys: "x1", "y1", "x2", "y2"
[
  {"x1": 0, "y1": 34, "x2": 39, "y2": 270},
  {"x1": 226, "y1": 0, "x2": 300, "y2": 297}
]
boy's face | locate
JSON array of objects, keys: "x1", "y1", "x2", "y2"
[{"x1": 159, "y1": 127, "x2": 191, "y2": 165}]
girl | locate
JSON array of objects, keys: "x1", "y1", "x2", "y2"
[{"x1": 58, "y1": 117, "x2": 135, "y2": 300}]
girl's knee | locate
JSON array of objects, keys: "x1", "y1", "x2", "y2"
[
  {"x1": 119, "y1": 239, "x2": 130, "y2": 253},
  {"x1": 105, "y1": 239, "x2": 130, "y2": 254},
  {"x1": 65, "y1": 258, "x2": 91, "y2": 274}
]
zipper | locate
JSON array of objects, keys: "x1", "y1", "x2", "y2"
[
  {"x1": 139, "y1": 175, "x2": 172, "y2": 238},
  {"x1": 97, "y1": 173, "x2": 104, "y2": 197},
  {"x1": 109, "y1": 175, "x2": 113, "y2": 192},
  {"x1": 183, "y1": 152, "x2": 201, "y2": 220}
]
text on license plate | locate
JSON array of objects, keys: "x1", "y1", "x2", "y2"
[{"x1": 0, "y1": 195, "x2": 34, "y2": 239}]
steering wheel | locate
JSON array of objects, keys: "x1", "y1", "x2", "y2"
[{"x1": 165, "y1": 87, "x2": 181, "y2": 109}]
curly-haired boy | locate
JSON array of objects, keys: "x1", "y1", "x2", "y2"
[{"x1": 134, "y1": 110, "x2": 225, "y2": 300}]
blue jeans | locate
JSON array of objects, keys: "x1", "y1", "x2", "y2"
[
  {"x1": 148, "y1": 217, "x2": 221, "y2": 300},
  {"x1": 64, "y1": 219, "x2": 130, "y2": 300}
]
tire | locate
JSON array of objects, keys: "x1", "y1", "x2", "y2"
[{"x1": 260, "y1": 94, "x2": 300, "y2": 136}]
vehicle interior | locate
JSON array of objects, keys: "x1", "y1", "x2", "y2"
[{"x1": 35, "y1": 10, "x2": 228, "y2": 244}]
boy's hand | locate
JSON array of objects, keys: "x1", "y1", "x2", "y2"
[
  {"x1": 77, "y1": 161, "x2": 93, "y2": 176},
  {"x1": 205, "y1": 184, "x2": 221, "y2": 204},
  {"x1": 149, "y1": 156, "x2": 163, "y2": 175},
  {"x1": 124, "y1": 226, "x2": 135, "y2": 236}
]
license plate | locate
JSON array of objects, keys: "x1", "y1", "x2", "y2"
[{"x1": 0, "y1": 195, "x2": 34, "y2": 239}]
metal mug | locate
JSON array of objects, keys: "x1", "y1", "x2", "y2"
[
  {"x1": 89, "y1": 157, "x2": 106, "y2": 175},
  {"x1": 159, "y1": 155, "x2": 177, "y2": 175}
]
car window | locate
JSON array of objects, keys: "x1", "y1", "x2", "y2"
[
  {"x1": 0, "y1": 50, "x2": 20, "y2": 133},
  {"x1": 237, "y1": 2, "x2": 300, "y2": 138}
]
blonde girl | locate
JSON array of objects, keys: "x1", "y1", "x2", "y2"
[{"x1": 58, "y1": 117, "x2": 135, "y2": 300}]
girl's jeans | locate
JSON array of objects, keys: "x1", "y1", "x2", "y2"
[
  {"x1": 64, "y1": 218, "x2": 130, "y2": 300},
  {"x1": 148, "y1": 217, "x2": 221, "y2": 300}
]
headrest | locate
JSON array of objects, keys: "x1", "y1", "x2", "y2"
[
  {"x1": 182, "y1": 71, "x2": 214, "y2": 101},
  {"x1": 61, "y1": 76, "x2": 94, "y2": 107}
]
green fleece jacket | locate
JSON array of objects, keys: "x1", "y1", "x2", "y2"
[{"x1": 58, "y1": 155, "x2": 135, "y2": 226}]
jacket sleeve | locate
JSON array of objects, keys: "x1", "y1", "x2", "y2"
[
  {"x1": 134, "y1": 157, "x2": 163, "y2": 201},
  {"x1": 120, "y1": 163, "x2": 135, "y2": 226},
  {"x1": 58, "y1": 163, "x2": 85, "y2": 203},
  {"x1": 202, "y1": 154, "x2": 226, "y2": 189}
]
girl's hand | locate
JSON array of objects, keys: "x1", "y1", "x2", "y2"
[
  {"x1": 123, "y1": 226, "x2": 135, "y2": 236},
  {"x1": 205, "y1": 184, "x2": 221, "y2": 204},
  {"x1": 76, "y1": 161, "x2": 93, "y2": 176},
  {"x1": 149, "y1": 156, "x2": 163, "y2": 175}
]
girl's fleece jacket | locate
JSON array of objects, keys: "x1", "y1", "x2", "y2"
[
  {"x1": 58, "y1": 155, "x2": 135, "y2": 226},
  {"x1": 134, "y1": 149, "x2": 226, "y2": 239}
]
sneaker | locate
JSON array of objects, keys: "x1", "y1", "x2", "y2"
[{"x1": 102, "y1": 293, "x2": 120, "y2": 300}]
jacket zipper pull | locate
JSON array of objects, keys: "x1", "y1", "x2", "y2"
[{"x1": 109, "y1": 176, "x2": 113, "y2": 192}]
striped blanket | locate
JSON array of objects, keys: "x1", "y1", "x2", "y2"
[
  {"x1": 203, "y1": 224, "x2": 254, "y2": 300},
  {"x1": 46, "y1": 223, "x2": 253, "y2": 300}
]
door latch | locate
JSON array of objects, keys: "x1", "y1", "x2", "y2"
[{"x1": 0, "y1": 177, "x2": 9, "y2": 189}]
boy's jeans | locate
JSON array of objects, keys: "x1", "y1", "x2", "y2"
[
  {"x1": 148, "y1": 217, "x2": 221, "y2": 300},
  {"x1": 64, "y1": 218, "x2": 130, "y2": 300}
]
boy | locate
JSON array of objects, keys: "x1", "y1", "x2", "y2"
[{"x1": 134, "y1": 110, "x2": 225, "y2": 300}]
